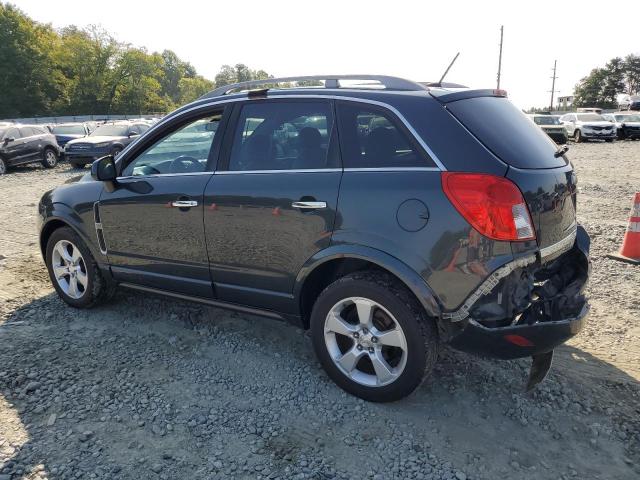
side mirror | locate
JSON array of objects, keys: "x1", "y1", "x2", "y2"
[
  {"x1": 91, "y1": 155, "x2": 117, "y2": 182},
  {"x1": 4, "y1": 137, "x2": 14, "y2": 144}
]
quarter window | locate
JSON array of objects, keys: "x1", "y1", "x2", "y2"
[
  {"x1": 228, "y1": 101, "x2": 336, "y2": 171},
  {"x1": 336, "y1": 102, "x2": 430, "y2": 168},
  {"x1": 121, "y1": 114, "x2": 223, "y2": 176}
]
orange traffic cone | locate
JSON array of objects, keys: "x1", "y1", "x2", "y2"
[{"x1": 608, "y1": 192, "x2": 640, "y2": 265}]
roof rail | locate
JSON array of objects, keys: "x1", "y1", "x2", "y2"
[{"x1": 199, "y1": 75, "x2": 428, "y2": 100}]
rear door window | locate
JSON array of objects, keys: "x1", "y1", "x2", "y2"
[
  {"x1": 336, "y1": 102, "x2": 435, "y2": 169},
  {"x1": 447, "y1": 96, "x2": 565, "y2": 169}
]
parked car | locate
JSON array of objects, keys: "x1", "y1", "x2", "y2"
[
  {"x1": 64, "y1": 121, "x2": 151, "y2": 168},
  {"x1": 602, "y1": 113, "x2": 640, "y2": 140},
  {"x1": 0, "y1": 124, "x2": 60, "y2": 175},
  {"x1": 559, "y1": 113, "x2": 616, "y2": 142},
  {"x1": 51, "y1": 123, "x2": 90, "y2": 150},
  {"x1": 38, "y1": 75, "x2": 590, "y2": 402},
  {"x1": 617, "y1": 94, "x2": 640, "y2": 111},
  {"x1": 527, "y1": 114, "x2": 567, "y2": 143}
]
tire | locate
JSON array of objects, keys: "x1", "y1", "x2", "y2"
[
  {"x1": 112, "y1": 147, "x2": 123, "y2": 157},
  {"x1": 574, "y1": 129, "x2": 583, "y2": 143},
  {"x1": 0, "y1": 157, "x2": 7, "y2": 175},
  {"x1": 41, "y1": 148, "x2": 58, "y2": 168},
  {"x1": 310, "y1": 271, "x2": 438, "y2": 402},
  {"x1": 45, "y1": 226, "x2": 115, "y2": 308}
]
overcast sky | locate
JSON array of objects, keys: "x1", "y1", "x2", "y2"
[{"x1": 13, "y1": 0, "x2": 640, "y2": 109}]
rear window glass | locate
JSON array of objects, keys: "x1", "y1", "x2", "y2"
[
  {"x1": 337, "y1": 102, "x2": 433, "y2": 168},
  {"x1": 447, "y1": 97, "x2": 565, "y2": 169}
]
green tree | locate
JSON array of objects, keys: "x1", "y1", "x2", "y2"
[
  {"x1": 0, "y1": 3, "x2": 62, "y2": 116},
  {"x1": 623, "y1": 54, "x2": 640, "y2": 95}
]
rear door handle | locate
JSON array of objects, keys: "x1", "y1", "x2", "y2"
[
  {"x1": 171, "y1": 200, "x2": 198, "y2": 208},
  {"x1": 291, "y1": 201, "x2": 327, "y2": 210}
]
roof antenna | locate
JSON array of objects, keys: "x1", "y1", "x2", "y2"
[{"x1": 438, "y1": 52, "x2": 460, "y2": 85}]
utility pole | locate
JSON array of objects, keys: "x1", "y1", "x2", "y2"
[
  {"x1": 549, "y1": 60, "x2": 558, "y2": 111},
  {"x1": 496, "y1": 25, "x2": 504, "y2": 89}
]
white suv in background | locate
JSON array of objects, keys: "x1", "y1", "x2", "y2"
[{"x1": 559, "y1": 113, "x2": 616, "y2": 142}]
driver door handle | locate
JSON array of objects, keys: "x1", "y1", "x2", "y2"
[
  {"x1": 291, "y1": 201, "x2": 327, "y2": 210},
  {"x1": 171, "y1": 200, "x2": 198, "y2": 207}
]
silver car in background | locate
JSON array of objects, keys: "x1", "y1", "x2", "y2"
[
  {"x1": 602, "y1": 113, "x2": 640, "y2": 140},
  {"x1": 559, "y1": 113, "x2": 616, "y2": 142}
]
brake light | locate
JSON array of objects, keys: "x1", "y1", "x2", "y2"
[
  {"x1": 493, "y1": 89, "x2": 508, "y2": 97},
  {"x1": 441, "y1": 172, "x2": 536, "y2": 241}
]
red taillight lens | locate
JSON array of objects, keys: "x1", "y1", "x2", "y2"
[{"x1": 441, "y1": 172, "x2": 536, "y2": 242}]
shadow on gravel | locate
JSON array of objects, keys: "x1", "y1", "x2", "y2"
[{"x1": 0, "y1": 291, "x2": 638, "y2": 479}]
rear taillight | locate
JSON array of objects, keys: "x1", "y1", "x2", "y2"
[{"x1": 441, "y1": 172, "x2": 536, "y2": 242}]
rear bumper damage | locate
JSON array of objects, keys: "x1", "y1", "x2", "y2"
[{"x1": 443, "y1": 225, "x2": 590, "y2": 386}]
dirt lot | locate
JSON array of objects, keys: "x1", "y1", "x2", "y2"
[{"x1": 0, "y1": 142, "x2": 638, "y2": 480}]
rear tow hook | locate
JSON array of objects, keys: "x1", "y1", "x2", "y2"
[{"x1": 525, "y1": 350, "x2": 554, "y2": 392}]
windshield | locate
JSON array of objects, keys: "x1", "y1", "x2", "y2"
[
  {"x1": 52, "y1": 125, "x2": 85, "y2": 135},
  {"x1": 617, "y1": 114, "x2": 640, "y2": 122},
  {"x1": 90, "y1": 124, "x2": 129, "y2": 137},
  {"x1": 577, "y1": 114, "x2": 606, "y2": 122},
  {"x1": 533, "y1": 116, "x2": 560, "y2": 125}
]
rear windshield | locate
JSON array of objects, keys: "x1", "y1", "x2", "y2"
[
  {"x1": 533, "y1": 116, "x2": 560, "y2": 125},
  {"x1": 447, "y1": 97, "x2": 565, "y2": 169}
]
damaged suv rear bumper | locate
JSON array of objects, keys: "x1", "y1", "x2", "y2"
[{"x1": 445, "y1": 225, "x2": 590, "y2": 360}]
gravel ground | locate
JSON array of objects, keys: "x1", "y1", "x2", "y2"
[{"x1": 0, "y1": 142, "x2": 638, "y2": 480}]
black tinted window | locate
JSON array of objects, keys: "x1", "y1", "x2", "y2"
[
  {"x1": 447, "y1": 97, "x2": 565, "y2": 169},
  {"x1": 337, "y1": 102, "x2": 429, "y2": 168},
  {"x1": 228, "y1": 101, "x2": 335, "y2": 171}
]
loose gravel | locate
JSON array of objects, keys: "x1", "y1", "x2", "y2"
[{"x1": 0, "y1": 141, "x2": 638, "y2": 480}]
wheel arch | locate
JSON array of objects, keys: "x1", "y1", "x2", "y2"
[
  {"x1": 295, "y1": 245, "x2": 442, "y2": 329},
  {"x1": 39, "y1": 209, "x2": 102, "y2": 266}
]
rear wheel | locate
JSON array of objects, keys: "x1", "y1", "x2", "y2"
[
  {"x1": 45, "y1": 227, "x2": 114, "y2": 308},
  {"x1": 41, "y1": 148, "x2": 58, "y2": 168},
  {"x1": 310, "y1": 271, "x2": 438, "y2": 402}
]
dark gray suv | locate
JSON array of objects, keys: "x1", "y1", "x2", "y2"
[{"x1": 37, "y1": 75, "x2": 590, "y2": 402}]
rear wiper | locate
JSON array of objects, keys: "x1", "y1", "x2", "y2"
[{"x1": 554, "y1": 145, "x2": 569, "y2": 158}]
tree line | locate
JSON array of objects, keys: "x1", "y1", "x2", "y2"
[
  {"x1": 0, "y1": 3, "x2": 270, "y2": 118},
  {"x1": 572, "y1": 55, "x2": 640, "y2": 109}
]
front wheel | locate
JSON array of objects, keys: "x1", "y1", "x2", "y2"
[
  {"x1": 310, "y1": 272, "x2": 438, "y2": 402},
  {"x1": 41, "y1": 148, "x2": 58, "y2": 168},
  {"x1": 574, "y1": 129, "x2": 583, "y2": 143},
  {"x1": 45, "y1": 227, "x2": 114, "y2": 308}
]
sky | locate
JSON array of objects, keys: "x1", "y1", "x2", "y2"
[{"x1": 12, "y1": 0, "x2": 640, "y2": 110}]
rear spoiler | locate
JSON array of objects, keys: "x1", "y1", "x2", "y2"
[{"x1": 430, "y1": 88, "x2": 508, "y2": 103}]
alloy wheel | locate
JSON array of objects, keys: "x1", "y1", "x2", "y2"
[
  {"x1": 45, "y1": 150, "x2": 57, "y2": 166},
  {"x1": 324, "y1": 297, "x2": 408, "y2": 387},
  {"x1": 51, "y1": 240, "x2": 88, "y2": 299}
]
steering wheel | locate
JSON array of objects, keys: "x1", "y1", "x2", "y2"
[{"x1": 170, "y1": 156, "x2": 202, "y2": 173}]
